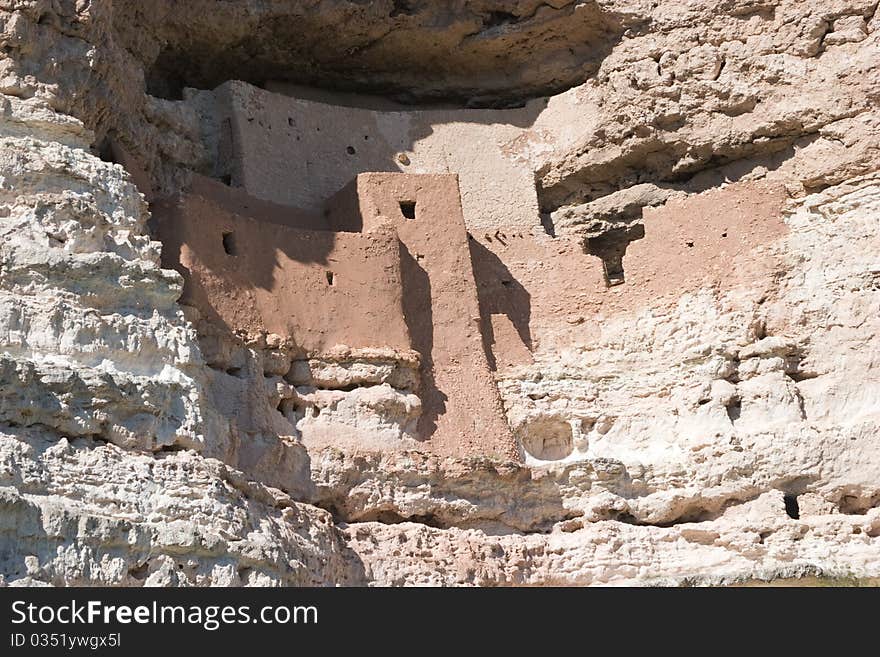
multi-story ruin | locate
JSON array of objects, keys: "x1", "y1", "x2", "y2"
[
  {"x1": 149, "y1": 80, "x2": 789, "y2": 464},
  {"x1": 3, "y1": 1, "x2": 879, "y2": 588}
]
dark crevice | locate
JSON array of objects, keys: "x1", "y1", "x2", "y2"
[
  {"x1": 586, "y1": 224, "x2": 645, "y2": 286},
  {"x1": 783, "y1": 494, "x2": 800, "y2": 520},
  {"x1": 127, "y1": 561, "x2": 150, "y2": 581},
  {"x1": 318, "y1": 500, "x2": 575, "y2": 535},
  {"x1": 389, "y1": 0, "x2": 416, "y2": 18},
  {"x1": 540, "y1": 212, "x2": 556, "y2": 237},
  {"x1": 354, "y1": 509, "x2": 445, "y2": 528},
  {"x1": 399, "y1": 200, "x2": 417, "y2": 220},
  {"x1": 313, "y1": 486, "x2": 801, "y2": 535},
  {"x1": 96, "y1": 138, "x2": 119, "y2": 165},
  {"x1": 608, "y1": 492, "x2": 770, "y2": 528},
  {"x1": 726, "y1": 397, "x2": 742, "y2": 423},
  {"x1": 483, "y1": 10, "x2": 519, "y2": 29},
  {"x1": 276, "y1": 398, "x2": 298, "y2": 417},
  {"x1": 0, "y1": 422, "x2": 107, "y2": 446},
  {"x1": 610, "y1": 511, "x2": 642, "y2": 525},
  {"x1": 296, "y1": 381, "x2": 412, "y2": 394},
  {"x1": 221, "y1": 231, "x2": 237, "y2": 256},
  {"x1": 153, "y1": 443, "x2": 189, "y2": 454}
]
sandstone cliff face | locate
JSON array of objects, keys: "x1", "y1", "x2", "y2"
[{"x1": 0, "y1": 0, "x2": 879, "y2": 586}]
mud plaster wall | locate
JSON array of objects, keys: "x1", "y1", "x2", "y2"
[
  {"x1": 184, "y1": 81, "x2": 555, "y2": 375},
  {"x1": 154, "y1": 175, "x2": 411, "y2": 356},
  {"x1": 327, "y1": 173, "x2": 518, "y2": 459},
  {"x1": 479, "y1": 180, "x2": 790, "y2": 365},
  {"x1": 188, "y1": 81, "x2": 544, "y2": 231},
  {"x1": 156, "y1": 171, "x2": 517, "y2": 460}
]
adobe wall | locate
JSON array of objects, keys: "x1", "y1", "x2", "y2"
[
  {"x1": 154, "y1": 172, "x2": 518, "y2": 460},
  {"x1": 326, "y1": 173, "x2": 519, "y2": 460},
  {"x1": 153, "y1": 175, "x2": 411, "y2": 356},
  {"x1": 188, "y1": 80, "x2": 543, "y2": 231},
  {"x1": 470, "y1": 179, "x2": 790, "y2": 366}
]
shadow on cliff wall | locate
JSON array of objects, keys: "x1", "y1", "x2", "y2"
[{"x1": 138, "y1": 1, "x2": 637, "y2": 109}]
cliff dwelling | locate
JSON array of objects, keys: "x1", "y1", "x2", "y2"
[
  {"x1": 3, "y1": 0, "x2": 880, "y2": 589},
  {"x1": 155, "y1": 170, "x2": 517, "y2": 459},
  {"x1": 146, "y1": 79, "x2": 789, "y2": 464}
]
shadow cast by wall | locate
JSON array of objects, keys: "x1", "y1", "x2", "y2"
[
  {"x1": 467, "y1": 237, "x2": 532, "y2": 371},
  {"x1": 152, "y1": 179, "x2": 414, "y2": 358},
  {"x1": 398, "y1": 241, "x2": 446, "y2": 440}
]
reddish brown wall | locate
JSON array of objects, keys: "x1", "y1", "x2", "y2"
[
  {"x1": 154, "y1": 176, "x2": 411, "y2": 355},
  {"x1": 326, "y1": 173, "x2": 519, "y2": 460}
]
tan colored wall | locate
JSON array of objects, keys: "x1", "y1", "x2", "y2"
[
  {"x1": 192, "y1": 81, "x2": 543, "y2": 231},
  {"x1": 326, "y1": 173, "x2": 518, "y2": 460},
  {"x1": 155, "y1": 172, "x2": 518, "y2": 459},
  {"x1": 154, "y1": 176, "x2": 411, "y2": 355},
  {"x1": 467, "y1": 180, "x2": 790, "y2": 364}
]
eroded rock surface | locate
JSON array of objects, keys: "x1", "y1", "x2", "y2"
[{"x1": 0, "y1": 0, "x2": 878, "y2": 586}]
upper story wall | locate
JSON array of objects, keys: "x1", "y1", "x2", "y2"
[
  {"x1": 187, "y1": 80, "x2": 544, "y2": 232},
  {"x1": 326, "y1": 173, "x2": 518, "y2": 459},
  {"x1": 154, "y1": 175, "x2": 411, "y2": 355}
]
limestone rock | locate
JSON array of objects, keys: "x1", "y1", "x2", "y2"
[{"x1": 0, "y1": 0, "x2": 878, "y2": 587}]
